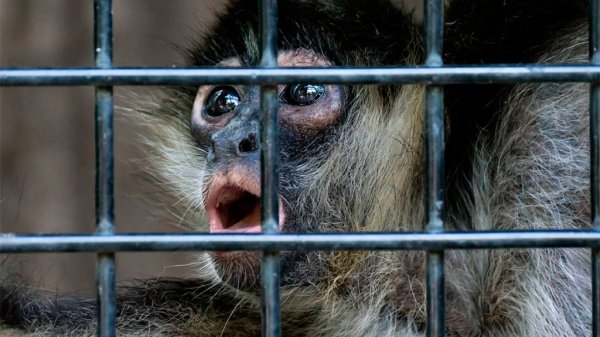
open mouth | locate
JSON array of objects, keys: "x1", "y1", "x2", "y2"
[
  {"x1": 206, "y1": 172, "x2": 285, "y2": 233},
  {"x1": 211, "y1": 185, "x2": 261, "y2": 232}
]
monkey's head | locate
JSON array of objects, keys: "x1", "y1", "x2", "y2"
[{"x1": 141, "y1": 0, "x2": 425, "y2": 290}]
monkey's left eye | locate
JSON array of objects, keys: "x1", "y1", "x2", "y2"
[
  {"x1": 282, "y1": 84, "x2": 325, "y2": 106},
  {"x1": 204, "y1": 86, "x2": 241, "y2": 118}
]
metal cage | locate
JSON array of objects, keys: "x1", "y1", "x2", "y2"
[{"x1": 1, "y1": 0, "x2": 600, "y2": 337}]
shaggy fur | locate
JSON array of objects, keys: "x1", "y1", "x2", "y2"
[{"x1": 0, "y1": 0, "x2": 592, "y2": 336}]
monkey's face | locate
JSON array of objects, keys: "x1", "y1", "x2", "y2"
[
  {"x1": 190, "y1": 50, "x2": 347, "y2": 288},
  {"x1": 144, "y1": 0, "x2": 422, "y2": 290}
]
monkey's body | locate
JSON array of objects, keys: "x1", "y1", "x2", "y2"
[{"x1": 0, "y1": 0, "x2": 592, "y2": 336}]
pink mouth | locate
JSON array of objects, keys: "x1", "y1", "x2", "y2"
[{"x1": 206, "y1": 170, "x2": 285, "y2": 233}]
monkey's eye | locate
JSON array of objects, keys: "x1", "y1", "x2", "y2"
[
  {"x1": 204, "y1": 86, "x2": 241, "y2": 118},
  {"x1": 283, "y1": 84, "x2": 325, "y2": 106}
]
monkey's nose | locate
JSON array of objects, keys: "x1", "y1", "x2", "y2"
[
  {"x1": 237, "y1": 133, "x2": 258, "y2": 155},
  {"x1": 209, "y1": 129, "x2": 259, "y2": 162}
]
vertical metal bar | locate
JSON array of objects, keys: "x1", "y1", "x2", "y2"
[
  {"x1": 590, "y1": 1, "x2": 600, "y2": 336},
  {"x1": 94, "y1": 0, "x2": 115, "y2": 336},
  {"x1": 259, "y1": 0, "x2": 281, "y2": 337},
  {"x1": 424, "y1": 0, "x2": 445, "y2": 336}
]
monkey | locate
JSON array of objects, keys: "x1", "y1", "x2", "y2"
[{"x1": 0, "y1": 0, "x2": 593, "y2": 336}]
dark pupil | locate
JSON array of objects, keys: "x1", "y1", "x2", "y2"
[
  {"x1": 287, "y1": 84, "x2": 325, "y2": 105},
  {"x1": 205, "y1": 87, "x2": 240, "y2": 117}
]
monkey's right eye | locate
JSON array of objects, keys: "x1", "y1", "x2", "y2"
[
  {"x1": 204, "y1": 87, "x2": 241, "y2": 118},
  {"x1": 282, "y1": 84, "x2": 325, "y2": 106}
]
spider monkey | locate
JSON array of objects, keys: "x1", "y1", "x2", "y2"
[{"x1": 0, "y1": 0, "x2": 592, "y2": 336}]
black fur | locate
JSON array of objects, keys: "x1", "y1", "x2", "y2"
[
  {"x1": 189, "y1": 0, "x2": 422, "y2": 67},
  {"x1": 1, "y1": 277, "x2": 269, "y2": 335},
  {"x1": 443, "y1": 0, "x2": 586, "y2": 216}
]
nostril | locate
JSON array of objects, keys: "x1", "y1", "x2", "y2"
[{"x1": 238, "y1": 134, "x2": 257, "y2": 153}]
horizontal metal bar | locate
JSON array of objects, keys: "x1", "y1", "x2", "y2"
[
  {"x1": 2, "y1": 65, "x2": 600, "y2": 86},
  {"x1": 2, "y1": 231, "x2": 600, "y2": 252}
]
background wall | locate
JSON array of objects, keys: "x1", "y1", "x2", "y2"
[{"x1": 0, "y1": 0, "x2": 226, "y2": 295}]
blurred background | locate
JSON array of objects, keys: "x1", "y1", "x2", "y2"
[{"x1": 0, "y1": 0, "x2": 227, "y2": 295}]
